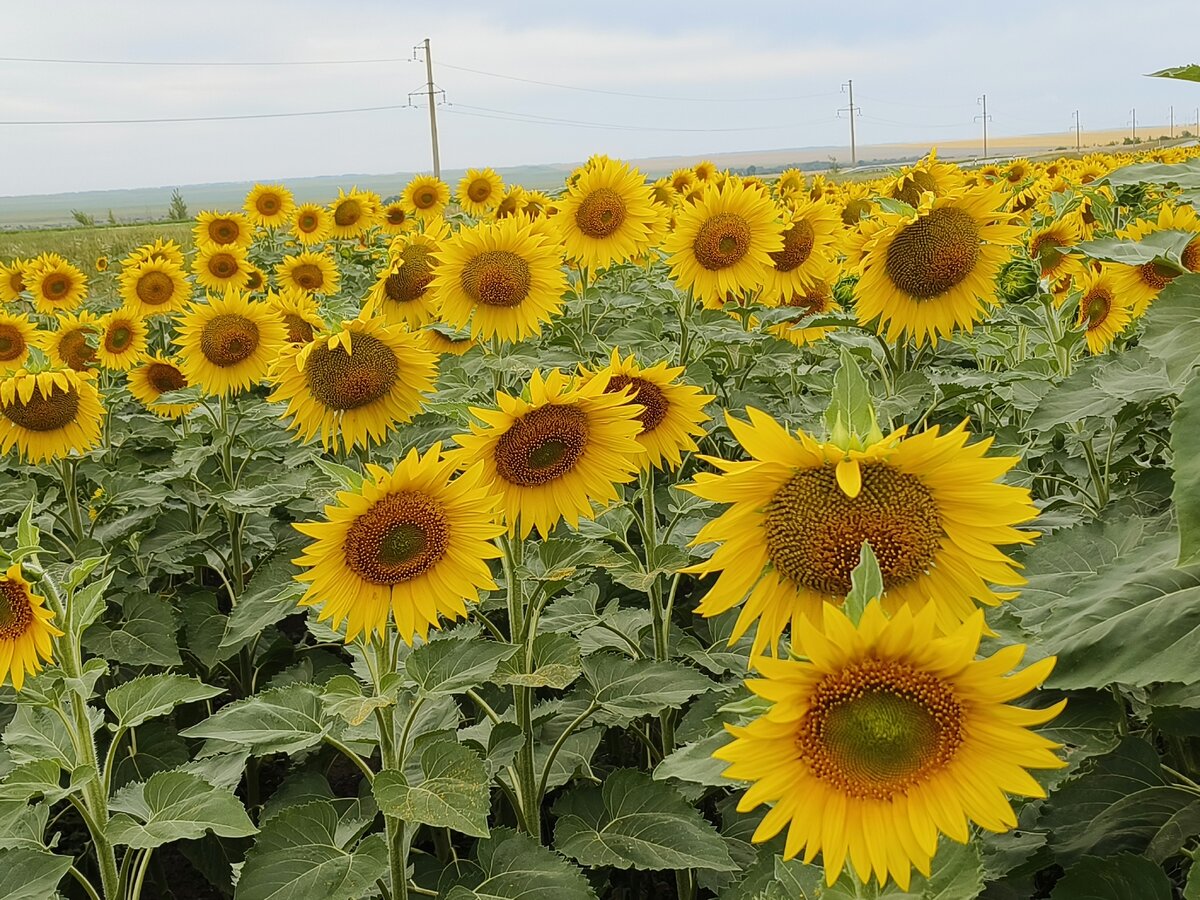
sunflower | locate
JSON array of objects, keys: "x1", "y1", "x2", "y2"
[
  {"x1": 380, "y1": 202, "x2": 415, "y2": 236},
  {"x1": 853, "y1": 182, "x2": 1022, "y2": 346},
  {"x1": 269, "y1": 316, "x2": 436, "y2": 451},
  {"x1": 244, "y1": 183, "x2": 296, "y2": 228},
  {"x1": 118, "y1": 258, "x2": 191, "y2": 316},
  {"x1": 39, "y1": 311, "x2": 100, "y2": 372},
  {"x1": 0, "y1": 312, "x2": 37, "y2": 373},
  {"x1": 127, "y1": 353, "x2": 197, "y2": 418},
  {"x1": 0, "y1": 368, "x2": 105, "y2": 463},
  {"x1": 292, "y1": 203, "x2": 333, "y2": 246},
  {"x1": 175, "y1": 289, "x2": 287, "y2": 396},
  {"x1": 268, "y1": 287, "x2": 325, "y2": 344},
  {"x1": 670, "y1": 168, "x2": 697, "y2": 196},
  {"x1": 887, "y1": 150, "x2": 965, "y2": 206},
  {"x1": 420, "y1": 326, "x2": 475, "y2": 357},
  {"x1": 716, "y1": 599, "x2": 1065, "y2": 890},
  {"x1": 452, "y1": 369, "x2": 643, "y2": 538},
  {"x1": 684, "y1": 409, "x2": 1038, "y2": 656},
  {"x1": 520, "y1": 190, "x2": 553, "y2": 220},
  {"x1": 1075, "y1": 267, "x2": 1136, "y2": 354},
  {"x1": 124, "y1": 238, "x2": 185, "y2": 269},
  {"x1": 368, "y1": 232, "x2": 440, "y2": 327},
  {"x1": 759, "y1": 199, "x2": 842, "y2": 303},
  {"x1": 432, "y1": 217, "x2": 567, "y2": 342},
  {"x1": 456, "y1": 168, "x2": 504, "y2": 216},
  {"x1": 556, "y1": 158, "x2": 663, "y2": 272},
  {"x1": 275, "y1": 251, "x2": 340, "y2": 296},
  {"x1": 650, "y1": 178, "x2": 676, "y2": 209},
  {"x1": 1028, "y1": 217, "x2": 1084, "y2": 285},
  {"x1": 0, "y1": 259, "x2": 30, "y2": 302},
  {"x1": 95, "y1": 309, "x2": 148, "y2": 371},
  {"x1": 26, "y1": 254, "x2": 88, "y2": 315},
  {"x1": 193, "y1": 211, "x2": 253, "y2": 250},
  {"x1": 1003, "y1": 158, "x2": 1032, "y2": 187},
  {"x1": 94, "y1": 256, "x2": 109, "y2": 273},
  {"x1": 328, "y1": 188, "x2": 381, "y2": 240},
  {"x1": 1112, "y1": 204, "x2": 1200, "y2": 313},
  {"x1": 193, "y1": 245, "x2": 251, "y2": 292},
  {"x1": 494, "y1": 185, "x2": 526, "y2": 219},
  {"x1": 774, "y1": 168, "x2": 806, "y2": 199},
  {"x1": 764, "y1": 256, "x2": 843, "y2": 348},
  {"x1": 293, "y1": 445, "x2": 503, "y2": 642},
  {"x1": 0, "y1": 565, "x2": 63, "y2": 691},
  {"x1": 693, "y1": 159, "x2": 719, "y2": 183},
  {"x1": 402, "y1": 175, "x2": 451, "y2": 221}
]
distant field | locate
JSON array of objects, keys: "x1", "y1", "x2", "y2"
[{"x1": 0, "y1": 222, "x2": 194, "y2": 272}]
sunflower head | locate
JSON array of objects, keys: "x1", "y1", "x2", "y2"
[
  {"x1": 556, "y1": 158, "x2": 664, "y2": 272},
  {"x1": 403, "y1": 175, "x2": 451, "y2": 221},
  {"x1": 0, "y1": 312, "x2": 37, "y2": 374},
  {"x1": 368, "y1": 233, "x2": 441, "y2": 328},
  {"x1": 40, "y1": 310, "x2": 101, "y2": 372},
  {"x1": 0, "y1": 259, "x2": 30, "y2": 302},
  {"x1": 0, "y1": 564, "x2": 63, "y2": 691},
  {"x1": 26, "y1": 254, "x2": 89, "y2": 315},
  {"x1": 123, "y1": 238, "x2": 185, "y2": 270},
  {"x1": 456, "y1": 168, "x2": 504, "y2": 216},
  {"x1": 0, "y1": 368, "x2": 106, "y2": 463},
  {"x1": 127, "y1": 353, "x2": 197, "y2": 419},
  {"x1": 175, "y1": 289, "x2": 288, "y2": 397},
  {"x1": 244, "y1": 183, "x2": 296, "y2": 228},
  {"x1": 292, "y1": 203, "x2": 333, "y2": 245},
  {"x1": 1076, "y1": 267, "x2": 1136, "y2": 354},
  {"x1": 276, "y1": 251, "x2": 340, "y2": 296},
  {"x1": 328, "y1": 188, "x2": 381, "y2": 240},
  {"x1": 194, "y1": 210, "x2": 253, "y2": 250},
  {"x1": 119, "y1": 258, "x2": 191, "y2": 316},
  {"x1": 193, "y1": 245, "x2": 251, "y2": 293},
  {"x1": 268, "y1": 287, "x2": 325, "y2": 344},
  {"x1": 96, "y1": 309, "x2": 149, "y2": 371}
]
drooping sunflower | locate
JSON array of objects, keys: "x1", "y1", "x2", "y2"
[
  {"x1": 420, "y1": 326, "x2": 475, "y2": 357},
  {"x1": 328, "y1": 188, "x2": 381, "y2": 240},
  {"x1": 0, "y1": 311, "x2": 37, "y2": 373},
  {"x1": 293, "y1": 445, "x2": 504, "y2": 642},
  {"x1": 587, "y1": 349, "x2": 713, "y2": 472},
  {"x1": 380, "y1": 201, "x2": 415, "y2": 236},
  {"x1": 887, "y1": 149, "x2": 966, "y2": 206},
  {"x1": 96, "y1": 309, "x2": 148, "y2": 371},
  {"x1": 244, "y1": 265, "x2": 267, "y2": 294},
  {"x1": 759, "y1": 199, "x2": 842, "y2": 303},
  {"x1": 192, "y1": 245, "x2": 251, "y2": 293},
  {"x1": 193, "y1": 210, "x2": 254, "y2": 250},
  {"x1": 127, "y1": 353, "x2": 197, "y2": 419},
  {"x1": 662, "y1": 180, "x2": 785, "y2": 308},
  {"x1": 123, "y1": 238, "x2": 185, "y2": 269},
  {"x1": 456, "y1": 168, "x2": 504, "y2": 217},
  {"x1": 774, "y1": 168, "x2": 806, "y2": 199},
  {"x1": 39, "y1": 310, "x2": 100, "y2": 372},
  {"x1": 853, "y1": 182, "x2": 1022, "y2": 346},
  {"x1": 269, "y1": 316, "x2": 437, "y2": 452},
  {"x1": 367, "y1": 232, "x2": 440, "y2": 327},
  {"x1": 494, "y1": 185, "x2": 526, "y2": 219},
  {"x1": 451, "y1": 368, "x2": 644, "y2": 538},
  {"x1": 556, "y1": 158, "x2": 663, "y2": 272},
  {"x1": 244, "y1": 183, "x2": 296, "y2": 228},
  {"x1": 275, "y1": 251, "x2": 340, "y2": 296},
  {"x1": 670, "y1": 167, "x2": 697, "y2": 196},
  {"x1": 267, "y1": 287, "x2": 325, "y2": 344},
  {"x1": 684, "y1": 408, "x2": 1038, "y2": 656},
  {"x1": 402, "y1": 175, "x2": 450, "y2": 221},
  {"x1": 764, "y1": 256, "x2": 843, "y2": 348},
  {"x1": 1027, "y1": 217, "x2": 1084, "y2": 285},
  {"x1": 1075, "y1": 267, "x2": 1136, "y2": 354},
  {"x1": 0, "y1": 565, "x2": 63, "y2": 691},
  {"x1": 0, "y1": 368, "x2": 105, "y2": 463},
  {"x1": 0, "y1": 259, "x2": 30, "y2": 302},
  {"x1": 693, "y1": 159, "x2": 719, "y2": 183},
  {"x1": 175, "y1": 289, "x2": 287, "y2": 396},
  {"x1": 431, "y1": 217, "x2": 567, "y2": 342},
  {"x1": 118, "y1": 258, "x2": 191, "y2": 316},
  {"x1": 26, "y1": 254, "x2": 89, "y2": 315},
  {"x1": 1111, "y1": 204, "x2": 1200, "y2": 314},
  {"x1": 292, "y1": 203, "x2": 333, "y2": 246},
  {"x1": 716, "y1": 599, "x2": 1065, "y2": 890}
]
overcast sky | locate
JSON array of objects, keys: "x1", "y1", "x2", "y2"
[{"x1": 3, "y1": 0, "x2": 1199, "y2": 196}]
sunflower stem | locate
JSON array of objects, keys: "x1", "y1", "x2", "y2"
[
  {"x1": 370, "y1": 636, "x2": 411, "y2": 900},
  {"x1": 57, "y1": 457, "x2": 84, "y2": 546},
  {"x1": 501, "y1": 533, "x2": 542, "y2": 841}
]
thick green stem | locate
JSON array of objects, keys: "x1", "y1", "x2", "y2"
[
  {"x1": 58, "y1": 458, "x2": 84, "y2": 546},
  {"x1": 372, "y1": 637, "x2": 410, "y2": 900},
  {"x1": 502, "y1": 535, "x2": 541, "y2": 841},
  {"x1": 128, "y1": 848, "x2": 154, "y2": 900}
]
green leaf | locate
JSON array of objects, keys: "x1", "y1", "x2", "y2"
[
  {"x1": 824, "y1": 347, "x2": 879, "y2": 446},
  {"x1": 654, "y1": 731, "x2": 732, "y2": 787},
  {"x1": 83, "y1": 592, "x2": 181, "y2": 667},
  {"x1": 1107, "y1": 158, "x2": 1200, "y2": 196},
  {"x1": 320, "y1": 675, "x2": 392, "y2": 727},
  {"x1": 374, "y1": 739, "x2": 490, "y2": 837},
  {"x1": 0, "y1": 760, "x2": 75, "y2": 804},
  {"x1": 2, "y1": 706, "x2": 78, "y2": 768},
  {"x1": 108, "y1": 771, "x2": 256, "y2": 849},
  {"x1": 553, "y1": 769, "x2": 737, "y2": 871},
  {"x1": 1050, "y1": 853, "x2": 1172, "y2": 900},
  {"x1": 494, "y1": 632, "x2": 582, "y2": 690},
  {"x1": 180, "y1": 684, "x2": 327, "y2": 756},
  {"x1": 405, "y1": 634, "x2": 518, "y2": 696},
  {"x1": 69, "y1": 568, "x2": 112, "y2": 634},
  {"x1": 106, "y1": 674, "x2": 223, "y2": 729},
  {"x1": 16, "y1": 500, "x2": 38, "y2": 550},
  {"x1": 1077, "y1": 230, "x2": 1195, "y2": 267},
  {"x1": 844, "y1": 542, "x2": 882, "y2": 624},
  {"x1": 0, "y1": 800, "x2": 49, "y2": 852},
  {"x1": 1141, "y1": 273, "x2": 1200, "y2": 385},
  {"x1": 443, "y1": 827, "x2": 597, "y2": 900},
  {"x1": 220, "y1": 549, "x2": 305, "y2": 652},
  {"x1": 581, "y1": 653, "x2": 712, "y2": 719},
  {"x1": 0, "y1": 848, "x2": 71, "y2": 900},
  {"x1": 236, "y1": 800, "x2": 387, "y2": 900},
  {"x1": 1148, "y1": 64, "x2": 1200, "y2": 82},
  {"x1": 215, "y1": 470, "x2": 310, "y2": 512},
  {"x1": 311, "y1": 457, "x2": 365, "y2": 492},
  {"x1": 1174, "y1": 376, "x2": 1200, "y2": 566}
]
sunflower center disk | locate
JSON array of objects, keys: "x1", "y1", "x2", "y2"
[
  {"x1": 209, "y1": 219, "x2": 239, "y2": 244},
  {"x1": 841, "y1": 199, "x2": 871, "y2": 227},
  {"x1": 298, "y1": 212, "x2": 320, "y2": 232},
  {"x1": 461, "y1": 250, "x2": 532, "y2": 308},
  {"x1": 1030, "y1": 235, "x2": 1065, "y2": 272},
  {"x1": 494, "y1": 404, "x2": 590, "y2": 487},
  {"x1": 7, "y1": 273, "x2": 23, "y2": 293},
  {"x1": 0, "y1": 579, "x2": 34, "y2": 641},
  {"x1": 605, "y1": 375, "x2": 669, "y2": 432},
  {"x1": 417, "y1": 190, "x2": 437, "y2": 209},
  {"x1": 45, "y1": 275, "x2": 71, "y2": 299},
  {"x1": 575, "y1": 188, "x2": 628, "y2": 239},
  {"x1": 304, "y1": 333, "x2": 400, "y2": 411},
  {"x1": 0, "y1": 326, "x2": 23, "y2": 361},
  {"x1": 200, "y1": 314, "x2": 260, "y2": 368},
  {"x1": 1140, "y1": 261, "x2": 1180, "y2": 290},
  {"x1": 468, "y1": 180, "x2": 492, "y2": 203},
  {"x1": 2, "y1": 384, "x2": 81, "y2": 432},
  {"x1": 800, "y1": 659, "x2": 964, "y2": 800},
  {"x1": 136, "y1": 271, "x2": 176, "y2": 306},
  {"x1": 59, "y1": 329, "x2": 96, "y2": 370},
  {"x1": 386, "y1": 208, "x2": 407, "y2": 225},
  {"x1": 385, "y1": 246, "x2": 434, "y2": 303},
  {"x1": 343, "y1": 491, "x2": 449, "y2": 585},
  {"x1": 764, "y1": 462, "x2": 943, "y2": 596},
  {"x1": 693, "y1": 213, "x2": 753, "y2": 271},
  {"x1": 770, "y1": 219, "x2": 817, "y2": 272},
  {"x1": 291, "y1": 264, "x2": 325, "y2": 291},
  {"x1": 283, "y1": 314, "x2": 315, "y2": 344},
  {"x1": 884, "y1": 207, "x2": 982, "y2": 300},
  {"x1": 1082, "y1": 290, "x2": 1112, "y2": 328},
  {"x1": 257, "y1": 195, "x2": 280, "y2": 215},
  {"x1": 1182, "y1": 239, "x2": 1200, "y2": 274},
  {"x1": 334, "y1": 200, "x2": 362, "y2": 227},
  {"x1": 107, "y1": 325, "x2": 133, "y2": 352},
  {"x1": 147, "y1": 363, "x2": 186, "y2": 395},
  {"x1": 208, "y1": 254, "x2": 239, "y2": 279}
]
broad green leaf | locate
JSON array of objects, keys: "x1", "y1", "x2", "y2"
[
  {"x1": 1077, "y1": 230, "x2": 1195, "y2": 267},
  {"x1": 844, "y1": 542, "x2": 882, "y2": 623},
  {"x1": 553, "y1": 769, "x2": 737, "y2": 871},
  {"x1": 405, "y1": 634, "x2": 518, "y2": 696},
  {"x1": 108, "y1": 771, "x2": 256, "y2": 849},
  {"x1": 654, "y1": 732, "x2": 732, "y2": 787},
  {"x1": 220, "y1": 548, "x2": 306, "y2": 652},
  {"x1": 824, "y1": 348, "x2": 879, "y2": 446},
  {"x1": 1141, "y1": 273, "x2": 1200, "y2": 384},
  {"x1": 69, "y1": 568, "x2": 113, "y2": 634},
  {"x1": 1050, "y1": 853, "x2": 1172, "y2": 899},
  {"x1": 1173, "y1": 375, "x2": 1200, "y2": 566},
  {"x1": 581, "y1": 653, "x2": 712, "y2": 719},
  {"x1": 374, "y1": 739, "x2": 490, "y2": 837},
  {"x1": 0, "y1": 761, "x2": 66, "y2": 803},
  {"x1": 311, "y1": 457, "x2": 365, "y2": 492},
  {"x1": 320, "y1": 675, "x2": 392, "y2": 727},
  {"x1": 83, "y1": 592, "x2": 181, "y2": 667},
  {"x1": 236, "y1": 800, "x2": 387, "y2": 900},
  {"x1": 494, "y1": 632, "x2": 582, "y2": 690},
  {"x1": 0, "y1": 800, "x2": 49, "y2": 852},
  {"x1": 1148, "y1": 64, "x2": 1200, "y2": 82},
  {"x1": 1, "y1": 706, "x2": 77, "y2": 768},
  {"x1": 216, "y1": 470, "x2": 310, "y2": 512},
  {"x1": 180, "y1": 684, "x2": 327, "y2": 755},
  {"x1": 442, "y1": 827, "x2": 596, "y2": 900},
  {"x1": 105, "y1": 674, "x2": 223, "y2": 729},
  {"x1": 1023, "y1": 346, "x2": 1175, "y2": 431},
  {"x1": 0, "y1": 848, "x2": 71, "y2": 900},
  {"x1": 1106, "y1": 157, "x2": 1200, "y2": 201}
]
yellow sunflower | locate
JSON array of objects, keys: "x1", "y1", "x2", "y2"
[
  {"x1": 244, "y1": 183, "x2": 296, "y2": 228},
  {"x1": 26, "y1": 254, "x2": 89, "y2": 315},
  {"x1": 292, "y1": 203, "x2": 333, "y2": 246},
  {"x1": 457, "y1": 168, "x2": 504, "y2": 217},
  {"x1": 0, "y1": 565, "x2": 63, "y2": 691},
  {"x1": 0, "y1": 311, "x2": 37, "y2": 373},
  {"x1": 275, "y1": 251, "x2": 340, "y2": 296},
  {"x1": 293, "y1": 445, "x2": 503, "y2": 642},
  {"x1": 452, "y1": 368, "x2": 643, "y2": 538},
  {"x1": 269, "y1": 316, "x2": 436, "y2": 452},
  {"x1": 759, "y1": 198, "x2": 842, "y2": 303},
  {"x1": 175, "y1": 289, "x2": 287, "y2": 397},
  {"x1": 96, "y1": 309, "x2": 148, "y2": 371},
  {"x1": 95, "y1": 256, "x2": 109, "y2": 273},
  {"x1": 556, "y1": 158, "x2": 663, "y2": 272},
  {"x1": 119, "y1": 258, "x2": 191, "y2": 316},
  {"x1": 328, "y1": 188, "x2": 381, "y2": 240},
  {"x1": 127, "y1": 353, "x2": 197, "y2": 419},
  {"x1": 853, "y1": 182, "x2": 1022, "y2": 346},
  {"x1": 663, "y1": 180, "x2": 785, "y2": 308},
  {"x1": 244, "y1": 265, "x2": 267, "y2": 294},
  {"x1": 193, "y1": 211, "x2": 254, "y2": 250},
  {"x1": 367, "y1": 232, "x2": 440, "y2": 328},
  {"x1": 123, "y1": 238, "x2": 185, "y2": 269},
  {"x1": 431, "y1": 217, "x2": 567, "y2": 342},
  {"x1": 1076, "y1": 267, "x2": 1136, "y2": 354},
  {"x1": 764, "y1": 256, "x2": 843, "y2": 348},
  {"x1": 684, "y1": 409, "x2": 1038, "y2": 656},
  {"x1": 402, "y1": 175, "x2": 451, "y2": 221},
  {"x1": 420, "y1": 326, "x2": 475, "y2": 357},
  {"x1": 267, "y1": 287, "x2": 325, "y2": 344},
  {"x1": 693, "y1": 159, "x2": 719, "y2": 183},
  {"x1": 0, "y1": 259, "x2": 30, "y2": 302},
  {"x1": 380, "y1": 202, "x2": 415, "y2": 236},
  {"x1": 670, "y1": 168, "x2": 698, "y2": 196},
  {"x1": 1112, "y1": 204, "x2": 1200, "y2": 313},
  {"x1": 39, "y1": 310, "x2": 100, "y2": 372},
  {"x1": 0, "y1": 368, "x2": 105, "y2": 463},
  {"x1": 193, "y1": 245, "x2": 251, "y2": 293},
  {"x1": 1028, "y1": 217, "x2": 1084, "y2": 285},
  {"x1": 716, "y1": 599, "x2": 1065, "y2": 890},
  {"x1": 887, "y1": 149, "x2": 965, "y2": 206},
  {"x1": 774, "y1": 168, "x2": 806, "y2": 199}
]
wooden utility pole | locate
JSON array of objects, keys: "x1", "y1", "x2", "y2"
[
  {"x1": 1131, "y1": 108, "x2": 1137, "y2": 142},
  {"x1": 1170, "y1": 105, "x2": 1175, "y2": 139},
  {"x1": 838, "y1": 80, "x2": 859, "y2": 166},
  {"x1": 975, "y1": 94, "x2": 991, "y2": 158},
  {"x1": 1073, "y1": 110, "x2": 1081, "y2": 151},
  {"x1": 422, "y1": 38, "x2": 441, "y2": 179}
]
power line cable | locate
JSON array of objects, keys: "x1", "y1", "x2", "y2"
[
  {"x1": 0, "y1": 104, "x2": 413, "y2": 126},
  {"x1": 0, "y1": 55, "x2": 411, "y2": 67}
]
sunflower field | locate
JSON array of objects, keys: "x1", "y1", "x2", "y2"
[{"x1": 2, "y1": 144, "x2": 1200, "y2": 900}]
